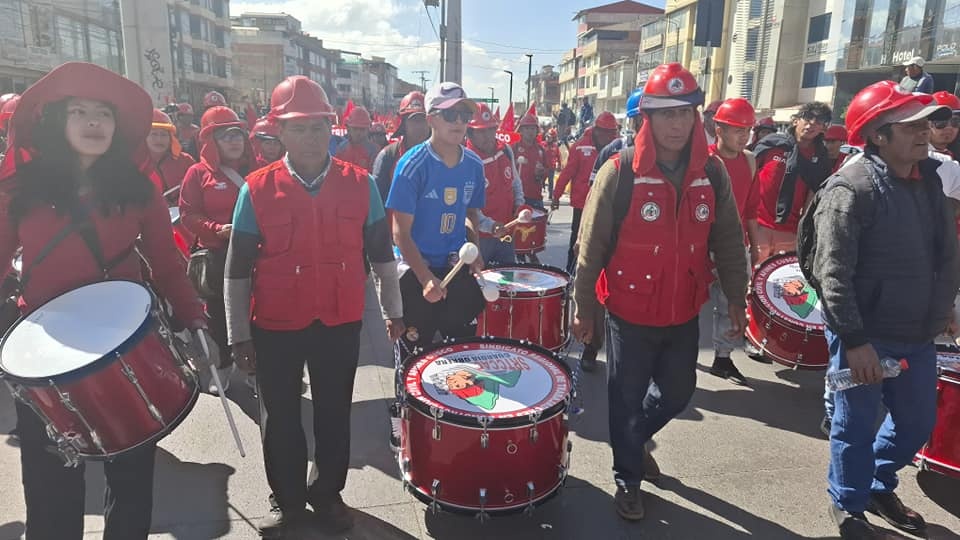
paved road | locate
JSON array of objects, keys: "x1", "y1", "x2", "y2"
[{"x1": 0, "y1": 202, "x2": 958, "y2": 539}]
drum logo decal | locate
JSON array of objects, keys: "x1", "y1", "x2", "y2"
[
  {"x1": 774, "y1": 278, "x2": 819, "y2": 319},
  {"x1": 504, "y1": 166, "x2": 513, "y2": 180},
  {"x1": 444, "y1": 188, "x2": 458, "y2": 206},
  {"x1": 640, "y1": 202, "x2": 660, "y2": 222},
  {"x1": 695, "y1": 203, "x2": 710, "y2": 222},
  {"x1": 432, "y1": 366, "x2": 523, "y2": 411},
  {"x1": 516, "y1": 225, "x2": 537, "y2": 241}
]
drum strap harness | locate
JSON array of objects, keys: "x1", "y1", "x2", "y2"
[{"x1": 71, "y1": 206, "x2": 137, "y2": 280}]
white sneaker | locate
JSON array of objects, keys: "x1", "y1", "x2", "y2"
[{"x1": 208, "y1": 364, "x2": 236, "y2": 395}]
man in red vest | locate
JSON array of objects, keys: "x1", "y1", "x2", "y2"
[
  {"x1": 512, "y1": 112, "x2": 547, "y2": 209},
  {"x1": 333, "y1": 106, "x2": 380, "y2": 171},
  {"x1": 223, "y1": 76, "x2": 403, "y2": 537},
  {"x1": 572, "y1": 63, "x2": 749, "y2": 521},
  {"x1": 466, "y1": 103, "x2": 524, "y2": 264},
  {"x1": 551, "y1": 111, "x2": 618, "y2": 273}
]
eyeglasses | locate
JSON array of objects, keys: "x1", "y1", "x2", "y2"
[
  {"x1": 800, "y1": 112, "x2": 832, "y2": 126},
  {"x1": 215, "y1": 129, "x2": 246, "y2": 142},
  {"x1": 433, "y1": 108, "x2": 474, "y2": 124},
  {"x1": 931, "y1": 116, "x2": 960, "y2": 129}
]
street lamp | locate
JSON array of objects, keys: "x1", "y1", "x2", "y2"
[
  {"x1": 503, "y1": 69, "x2": 513, "y2": 109},
  {"x1": 488, "y1": 86, "x2": 495, "y2": 105},
  {"x1": 525, "y1": 53, "x2": 533, "y2": 111}
]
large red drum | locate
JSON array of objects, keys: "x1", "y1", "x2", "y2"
[
  {"x1": 915, "y1": 346, "x2": 960, "y2": 479},
  {"x1": 477, "y1": 264, "x2": 570, "y2": 351},
  {"x1": 0, "y1": 281, "x2": 198, "y2": 464},
  {"x1": 399, "y1": 337, "x2": 573, "y2": 517},
  {"x1": 512, "y1": 209, "x2": 547, "y2": 255},
  {"x1": 745, "y1": 252, "x2": 828, "y2": 369}
]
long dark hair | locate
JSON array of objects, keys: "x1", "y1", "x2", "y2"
[{"x1": 9, "y1": 98, "x2": 154, "y2": 224}]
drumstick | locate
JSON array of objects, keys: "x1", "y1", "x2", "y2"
[
  {"x1": 197, "y1": 329, "x2": 246, "y2": 458},
  {"x1": 479, "y1": 276, "x2": 500, "y2": 302},
  {"x1": 163, "y1": 185, "x2": 181, "y2": 199},
  {"x1": 502, "y1": 208, "x2": 534, "y2": 230},
  {"x1": 439, "y1": 243, "x2": 479, "y2": 289}
]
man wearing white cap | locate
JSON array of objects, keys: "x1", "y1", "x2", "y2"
[{"x1": 899, "y1": 56, "x2": 934, "y2": 94}]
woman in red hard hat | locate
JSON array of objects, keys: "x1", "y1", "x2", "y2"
[
  {"x1": 179, "y1": 106, "x2": 253, "y2": 395},
  {"x1": 0, "y1": 61, "x2": 204, "y2": 539},
  {"x1": 333, "y1": 106, "x2": 379, "y2": 171},
  {"x1": 145, "y1": 109, "x2": 196, "y2": 205},
  {"x1": 174, "y1": 102, "x2": 200, "y2": 159},
  {"x1": 823, "y1": 124, "x2": 848, "y2": 173},
  {"x1": 250, "y1": 116, "x2": 284, "y2": 170}
]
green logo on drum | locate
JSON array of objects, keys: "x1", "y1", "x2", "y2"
[
  {"x1": 776, "y1": 279, "x2": 819, "y2": 319},
  {"x1": 433, "y1": 366, "x2": 522, "y2": 411}
]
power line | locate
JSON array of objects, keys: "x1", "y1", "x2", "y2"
[{"x1": 423, "y1": 2, "x2": 440, "y2": 41}]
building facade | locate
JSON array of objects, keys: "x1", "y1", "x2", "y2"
[
  {"x1": 528, "y1": 65, "x2": 560, "y2": 114},
  {"x1": 596, "y1": 56, "x2": 637, "y2": 114},
  {"x1": 230, "y1": 12, "x2": 301, "y2": 109},
  {"x1": 166, "y1": 0, "x2": 233, "y2": 108}
]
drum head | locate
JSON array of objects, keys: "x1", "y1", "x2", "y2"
[
  {"x1": 0, "y1": 281, "x2": 153, "y2": 379},
  {"x1": 403, "y1": 338, "x2": 571, "y2": 425},
  {"x1": 169, "y1": 206, "x2": 181, "y2": 225},
  {"x1": 481, "y1": 265, "x2": 568, "y2": 295},
  {"x1": 752, "y1": 253, "x2": 824, "y2": 331},
  {"x1": 532, "y1": 209, "x2": 547, "y2": 220}
]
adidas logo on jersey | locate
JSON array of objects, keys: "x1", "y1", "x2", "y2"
[{"x1": 425, "y1": 190, "x2": 440, "y2": 199}]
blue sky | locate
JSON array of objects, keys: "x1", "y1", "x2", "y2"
[{"x1": 231, "y1": 0, "x2": 665, "y2": 109}]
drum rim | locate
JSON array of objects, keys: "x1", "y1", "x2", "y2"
[
  {"x1": 482, "y1": 262, "x2": 570, "y2": 297},
  {"x1": 0, "y1": 280, "x2": 156, "y2": 384},
  {"x1": 743, "y1": 326, "x2": 829, "y2": 370},
  {"x1": 400, "y1": 336, "x2": 573, "y2": 428},
  {"x1": 751, "y1": 252, "x2": 825, "y2": 332},
  {"x1": 403, "y1": 473, "x2": 564, "y2": 514}
]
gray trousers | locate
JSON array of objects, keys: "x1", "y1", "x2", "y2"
[{"x1": 711, "y1": 280, "x2": 743, "y2": 357}]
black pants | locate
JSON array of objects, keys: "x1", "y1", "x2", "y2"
[
  {"x1": 396, "y1": 266, "x2": 485, "y2": 355},
  {"x1": 567, "y1": 207, "x2": 583, "y2": 274},
  {"x1": 16, "y1": 401, "x2": 156, "y2": 540},
  {"x1": 252, "y1": 320, "x2": 362, "y2": 512},
  {"x1": 204, "y1": 295, "x2": 232, "y2": 368}
]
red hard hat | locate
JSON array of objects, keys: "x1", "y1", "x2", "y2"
[
  {"x1": 846, "y1": 80, "x2": 943, "y2": 146},
  {"x1": 152, "y1": 109, "x2": 173, "y2": 124},
  {"x1": 469, "y1": 103, "x2": 498, "y2": 129},
  {"x1": 705, "y1": 100, "x2": 723, "y2": 114},
  {"x1": 713, "y1": 98, "x2": 756, "y2": 129},
  {"x1": 203, "y1": 91, "x2": 227, "y2": 108},
  {"x1": 518, "y1": 113, "x2": 538, "y2": 128},
  {"x1": 755, "y1": 116, "x2": 776, "y2": 129},
  {"x1": 825, "y1": 124, "x2": 848, "y2": 141},
  {"x1": 270, "y1": 76, "x2": 336, "y2": 121},
  {"x1": 199, "y1": 106, "x2": 243, "y2": 138},
  {"x1": 0, "y1": 94, "x2": 20, "y2": 131},
  {"x1": 399, "y1": 91, "x2": 426, "y2": 116},
  {"x1": 177, "y1": 103, "x2": 194, "y2": 116},
  {"x1": 251, "y1": 116, "x2": 280, "y2": 139},
  {"x1": 594, "y1": 111, "x2": 618, "y2": 131},
  {"x1": 0, "y1": 93, "x2": 18, "y2": 110},
  {"x1": 641, "y1": 63, "x2": 704, "y2": 110},
  {"x1": 932, "y1": 91, "x2": 960, "y2": 111},
  {"x1": 346, "y1": 107, "x2": 372, "y2": 128}
]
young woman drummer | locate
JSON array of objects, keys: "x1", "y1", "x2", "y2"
[{"x1": 0, "y1": 62, "x2": 205, "y2": 539}]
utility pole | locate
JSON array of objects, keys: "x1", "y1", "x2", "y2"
[
  {"x1": 443, "y1": 0, "x2": 462, "y2": 84},
  {"x1": 439, "y1": 0, "x2": 446, "y2": 81},
  {"x1": 503, "y1": 70, "x2": 513, "y2": 109},
  {"x1": 413, "y1": 70, "x2": 430, "y2": 92},
  {"x1": 525, "y1": 53, "x2": 533, "y2": 111},
  {"x1": 488, "y1": 86, "x2": 495, "y2": 104}
]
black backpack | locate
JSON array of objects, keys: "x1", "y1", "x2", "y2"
[{"x1": 608, "y1": 146, "x2": 724, "y2": 263}]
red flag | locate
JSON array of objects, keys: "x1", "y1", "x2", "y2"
[
  {"x1": 244, "y1": 103, "x2": 257, "y2": 130},
  {"x1": 341, "y1": 100, "x2": 355, "y2": 128},
  {"x1": 524, "y1": 103, "x2": 537, "y2": 118},
  {"x1": 500, "y1": 103, "x2": 515, "y2": 132},
  {"x1": 493, "y1": 105, "x2": 501, "y2": 120}
]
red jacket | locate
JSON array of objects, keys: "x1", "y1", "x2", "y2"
[
  {"x1": 597, "y1": 117, "x2": 714, "y2": 327},
  {"x1": 247, "y1": 159, "x2": 369, "y2": 330},
  {"x1": 467, "y1": 140, "x2": 517, "y2": 236},
  {"x1": 179, "y1": 162, "x2": 242, "y2": 250},
  {"x1": 149, "y1": 152, "x2": 195, "y2": 203},
  {"x1": 543, "y1": 142, "x2": 560, "y2": 172},
  {"x1": 334, "y1": 139, "x2": 379, "y2": 172},
  {"x1": 0, "y1": 184, "x2": 202, "y2": 324},
  {"x1": 755, "y1": 146, "x2": 815, "y2": 232},
  {"x1": 512, "y1": 140, "x2": 546, "y2": 200},
  {"x1": 553, "y1": 128, "x2": 599, "y2": 209}
]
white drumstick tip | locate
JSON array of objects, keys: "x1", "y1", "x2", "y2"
[
  {"x1": 458, "y1": 242, "x2": 479, "y2": 265},
  {"x1": 481, "y1": 280, "x2": 499, "y2": 302},
  {"x1": 518, "y1": 208, "x2": 533, "y2": 223}
]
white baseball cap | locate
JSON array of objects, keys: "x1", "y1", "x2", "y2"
[{"x1": 902, "y1": 56, "x2": 925, "y2": 68}]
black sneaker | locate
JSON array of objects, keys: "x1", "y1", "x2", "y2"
[
  {"x1": 312, "y1": 494, "x2": 355, "y2": 534},
  {"x1": 867, "y1": 491, "x2": 927, "y2": 535},
  {"x1": 580, "y1": 345, "x2": 599, "y2": 373},
  {"x1": 744, "y1": 343, "x2": 773, "y2": 364},
  {"x1": 258, "y1": 506, "x2": 307, "y2": 538},
  {"x1": 709, "y1": 356, "x2": 750, "y2": 386},
  {"x1": 829, "y1": 504, "x2": 879, "y2": 540},
  {"x1": 614, "y1": 484, "x2": 645, "y2": 521}
]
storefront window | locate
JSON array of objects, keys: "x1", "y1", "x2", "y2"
[
  {"x1": 935, "y1": 0, "x2": 960, "y2": 59},
  {"x1": 88, "y1": 24, "x2": 122, "y2": 73},
  {"x1": 56, "y1": 15, "x2": 87, "y2": 62},
  {"x1": 862, "y1": 0, "x2": 890, "y2": 67},
  {"x1": 833, "y1": 0, "x2": 857, "y2": 70},
  {"x1": 0, "y1": 0, "x2": 24, "y2": 46}
]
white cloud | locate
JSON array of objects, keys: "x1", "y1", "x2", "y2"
[{"x1": 230, "y1": 0, "x2": 538, "y2": 113}]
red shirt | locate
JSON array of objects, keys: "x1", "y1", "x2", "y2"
[
  {"x1": 179, "y1": 162, "x2": 242, "y2": 250},
  {"x1": 512, "y1": 140, "x2": 546, "y2": 201},
  {"x1": 709, "y1": 144, "x2": 759, "y2": 237},
  {"x1": 756, "y1": 145, "x2": 815, "y2": 231},
  {"x1": 149, "y1": 152, "x2": 196, "y2": 203}
]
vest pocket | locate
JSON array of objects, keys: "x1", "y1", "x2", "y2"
[
  {"x1": 611, "y1": 267, "x2": 659, "y2": 315},
  {"x1": 337, "y1": 206, "x2": 367, "y2": 247},
  {"x1": 260, "y1": 214, "x2": 293, "y2": 255}
]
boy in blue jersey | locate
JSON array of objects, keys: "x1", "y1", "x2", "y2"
[{"x1": 386, "y1": 82, "x2": 487, "y2": 353}]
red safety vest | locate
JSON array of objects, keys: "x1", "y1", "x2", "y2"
[
  {"x1": 597, "y1": 155, "x2": 715, "y2": 327},
  {"x1": 512, "y1": 140, "x2": 545, "y2": 200},
  {"x1": 467, "y1": 141, "x2": 515, "y2": 236},
  {"x1": 247, "y1": 159, "x2": 370, "y2": 330}
]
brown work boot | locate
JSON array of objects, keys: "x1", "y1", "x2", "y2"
[{"x1": 614, "y1": 484, "x2": 645, "y2": 521}]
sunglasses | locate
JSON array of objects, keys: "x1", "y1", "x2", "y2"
[
  {"x1": 931, "y1": 116, "x2": 960, "y2": 129},
  {"x1": 215, "y1": 129, "x2": 246, "y2": 142},
  {"x1": 433, "y1": 108, "x2": 474, "y2": 124},
  {"x1": 800, "y1": 112, "x2": 832, "y2": 125}
]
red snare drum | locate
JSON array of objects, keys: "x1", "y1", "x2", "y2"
[
  {"x1": 477, "y1": 264, "x2": 570, "y2": 351},
  {"x1": 915, "y1": 347, "x2": 960, "y2": 479},
  {"x1": 0, "y1": 281, "x2": 199, "y2": 464},
  {"x1": 745, "y1": 252, "x2": 828, "y2": 369},
  {"x1": 513, "y1": 209, "x2": 547, "y2": 255},
  {"x1": 169, "y1": 207, "x2": 191, "y2": 261},
  {"x1": 399, "y1": 337, "x2": 573, "y2": 517}
]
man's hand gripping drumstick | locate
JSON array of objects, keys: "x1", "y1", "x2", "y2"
[{"x1": 499, "y1": 208, "x2": 534, "y2": 243}]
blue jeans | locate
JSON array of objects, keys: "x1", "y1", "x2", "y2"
[
  {"x1": 824, "y1": 327, "x2": 938, "y2": 513},
  {"x1": 607, "y1": 314, "x2": 700, "y2": 486},
  {"x1": 524, "y1": 197, "x2": 545, "y2": 211},
  {"x1": 478, "y1": 236, "x2": 516, "y2": 266}
]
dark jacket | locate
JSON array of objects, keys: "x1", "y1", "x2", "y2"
[
  {"x1": 810, "y1": 153, "x2": 960, "y2": 347},
  {"x1": 754, "y1": 131, "x2": 832, "y2": 225}
]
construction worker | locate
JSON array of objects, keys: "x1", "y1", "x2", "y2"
[
  {"x1": 334, "y1": 106, "x2": 379, "y2": 172},
  {"x1": 372, "y1": 91, "x2": 430, "y2": 203}
]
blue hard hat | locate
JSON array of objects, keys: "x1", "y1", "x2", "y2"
[{"x1": 626, "y1": 88, "x2": 644, "y2": 118}]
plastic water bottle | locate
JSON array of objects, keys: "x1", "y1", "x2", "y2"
[{"x1": 826, "y1": 357, "x2": 909, "y2": 392}]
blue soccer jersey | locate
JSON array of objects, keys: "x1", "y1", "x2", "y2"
[{"x1": 386, "y1": 141, "x2": 486, "y2": 269}]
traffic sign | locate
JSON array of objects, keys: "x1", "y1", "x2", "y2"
[{"x1": 475, "y1": 98, "x2": 500, "y2": 103}]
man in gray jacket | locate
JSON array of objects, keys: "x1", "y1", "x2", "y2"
[{"x1": 805, "y1": 81, "x2": 959, "y2": 539}]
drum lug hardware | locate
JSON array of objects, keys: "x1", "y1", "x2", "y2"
[
  {"x1": 55, "y1": 387, "x2": 106, "y2": 454},
  {"x1": 794, "y1": 353, "x2": 804, "y2": 370},
  {"x1": 429, "y1": 479, "x2": 441, "y2": 515},
  {"x1": 476, "y1": 488, "x2": 489, "y2": 523},
  {"x1": 430, "y1": 406, "x2": 443, "y2": 440},
  {"x1": 478, "y1": 415, "x2": 491, "y2": 449},
  {"x1": 528, "y1": 410, "x2": 541, "y2": 444},
  {"x1": 764, "y1": 320, "x2": 772, "y2": 330},
  {"x1": 120, "y1": 360, "x2": 165, "y2": 425},
  {"x1": 506, "y1": 441, "x2": 518, "y2": 454},
  {"x1": 524, "y1": 481, "x2": 536, "y2": 516}
]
